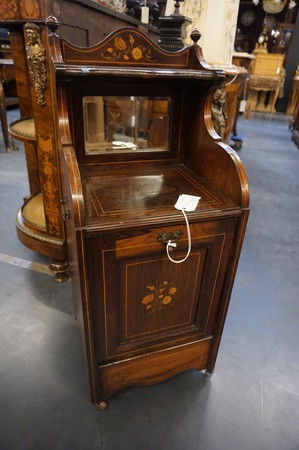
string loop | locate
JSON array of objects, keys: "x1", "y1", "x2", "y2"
[{"x1": 166, "y1": 209, "x2": 191, "y2": 264}]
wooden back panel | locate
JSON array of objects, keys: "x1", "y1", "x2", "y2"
[
  {"x1": 60, "y1": 27, "x2": 190, "y2": 69},
  {"x1": 47, "y1": 18, "x2": 218, "y2": 74}
]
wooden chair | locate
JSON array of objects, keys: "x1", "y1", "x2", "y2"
[{"x1": 247, "y1": 53, "x2": 285, "y2": 113}]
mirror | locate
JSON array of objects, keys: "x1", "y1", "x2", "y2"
[{"x1": 83, "y1": 96, "x2": 171, "y2": 154}]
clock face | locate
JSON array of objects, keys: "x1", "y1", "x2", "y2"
[
  {"x1": 241, "y1": 10, "x2": 255, "y2": 27},
  {"x1": 265, "y1": 14, "x2": 277, "y2": 30}
]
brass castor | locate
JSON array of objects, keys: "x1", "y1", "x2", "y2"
[{"x1": 98, "y1": 401, "x2": 107, "y2": 410}]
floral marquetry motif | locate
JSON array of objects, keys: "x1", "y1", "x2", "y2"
[
  {"x1": 20, "y1": 0, "x2": 41, "y2": 19},
  {"x1": 142, "y1": 281, "x2": 178, "y2": 313},
  {"x1": 0, "y1": 0, "x2": 18, "y2": 19},
  {"x1": 102, "y1": 34, "x2": 157, "y2": 63},
  {"x1": 60, "y1": 28, "x2": 190, "y2": 68},
  {"x1": 0, "y1": 0, "x2": 40, "y2": 19},
  {"x1": 37, "y1": 136, "x2": 62, "y2": 237}
]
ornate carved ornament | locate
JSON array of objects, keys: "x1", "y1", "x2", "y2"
[
  {"x1": 25, "y1": 23, "x2": 47, "y2": 107},
  {"x1": 211, "y1": 82, "x2": 227, "y2": 139}
]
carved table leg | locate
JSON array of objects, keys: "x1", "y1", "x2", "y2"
[{"x1": 49, "y1": 259, "x2": 69, "y2": 283}]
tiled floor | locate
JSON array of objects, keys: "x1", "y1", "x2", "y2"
[{"x1": 0, "y1": 109, "x2": 299, "y2": 450}]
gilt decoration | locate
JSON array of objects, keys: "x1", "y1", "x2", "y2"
[
  {"x1": 211, "y1": 82, "x2": 227, "y2": 139},
  {"x1": 25, "y1": 23, "x2": 47, "y2": 107}
]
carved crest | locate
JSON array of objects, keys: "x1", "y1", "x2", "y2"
[
  {"x1": 25, "y1": 22, "x2": 47, "y2": 106},
  {"x1": 211, "y1": 82, "x2": 227, "y2": 139},
  {"x1": 61, "y1": 28, "x2": 190, "y2": 68}
]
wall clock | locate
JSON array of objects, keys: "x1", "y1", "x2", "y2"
[{"x1": 241, "y1": 10, "x2": 255, "y2": 27}]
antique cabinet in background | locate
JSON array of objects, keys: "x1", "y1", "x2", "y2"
[
  {"x1": 49, "y1": 21, "x2": 250, "y2": 408},
  {"x1": 0, "y1": 0, "x2": 159, "y2": 281}
]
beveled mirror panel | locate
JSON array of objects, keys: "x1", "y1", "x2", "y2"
[{"x1": 83, "y1": 96, "x2": 171, "y2": 154}]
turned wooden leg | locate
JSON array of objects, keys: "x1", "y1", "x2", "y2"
[{"x1": 49, "y1": 259, "x2": 69, "y2": 283}]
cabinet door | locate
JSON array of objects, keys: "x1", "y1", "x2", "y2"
[{"x1": 88, "y1": 218, "x2": 237, "y2": 363}]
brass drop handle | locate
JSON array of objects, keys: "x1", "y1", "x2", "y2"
[
  {"x1": 158, "y1": 210, "x2": 191, "y2": 264},
  {"x1": 157, "y1": 230, "x2": 182, "y2": 243}
]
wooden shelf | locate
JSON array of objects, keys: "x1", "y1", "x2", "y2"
[
  {"x1": 81, "y1": 163, "x2": 240, "y2": 231},
  {"x1": 20, "y1": 193, "x2": 46, "y2": 232},
  {"x1": 15, "y1": 193, "x2": 68, "y2": 282},
  {"x1": 9, "y1": 117, "x2": 36, "y2": 142}
]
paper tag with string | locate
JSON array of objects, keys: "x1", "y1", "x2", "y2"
[
  {"x1": 239, "y1": 100, "x2": 247, "y2": 113},
  {"x1": 174, "y1": 194, "x2": 201, "y2": 212},
  {"x1": 166, "y1": 194, "x2": 201, "y2": 264}
]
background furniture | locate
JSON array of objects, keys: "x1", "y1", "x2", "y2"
[
  {"x1": 50, "y1": 24, "x2": 249, "y2": 408},
  {"x1": 291, "y1": 93, "x2": 299, "y2": 148},
  {"x1": 288, "y1": 67, "x2": 299, "y2": 148},
  {"x1": 0, "y1": 0, "x2": 159, "y2": 281},
  {"x1": 286, "y1": 68, "x2": 299, "y2": 115},
  {"x1": 0, "y1": 59, "x2": 18, "y2": 152},
  {"x1": 227, "y1": 52, "x2": 255, "y2": 148},
  {"x1": 224, "y1": 66, "x2": 248, "y2": 145},
  {"x1": 0, "y1": 28, "x2": 18, "y2": 152},
  {"x1": 246, "y1": 52, "x2": 285, "y2": 113}
]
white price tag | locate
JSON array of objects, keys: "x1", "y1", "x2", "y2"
[
  {"x1": 174, "y1": 194, "x2": 201, "y2": 212},
  {"x1": 239, "y1": 100, "x2": 246, "y2": 113},
  {"x1": 141, "y1": 6, "x2": 149, "y2": 24}
]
